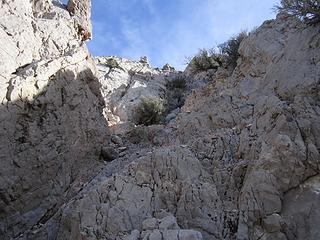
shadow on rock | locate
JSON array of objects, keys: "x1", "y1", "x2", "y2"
[{"x1": 0, "y1": 68, "x2": 109, "y2": 239}]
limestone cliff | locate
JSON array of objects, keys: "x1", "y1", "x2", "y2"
[
  {"x1": 0, "y1": 1, "x2": 320, "y2": 240},
  {"x1": 0, "y1": 0, "x2": 108, "y2": 238}
]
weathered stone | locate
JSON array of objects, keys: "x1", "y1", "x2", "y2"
[
  {"x1": 111, "y1": 135, "x2": 123, "y2": 145},
  {"x1": 262, "y1": 214, "x2": 282, "y2": 233},
  {"x1": 101, "y1": 147, "x2": 119, "y2": 161},
  {"x1": 1, "y1": 1, "x2": 320, "y2": 240},
  {"x1": 162, "y1": 63, "x2": 175, "y2": 72},
  {"x1": 124, "y1": 229, "x2": 140, "y2": 240},
  {"x1": 67, "y1": 0, "x2": 92, "y2": 40},
  {"x1": 140, "y1": 56, "x2": 150, "y2": 66},
  {"x1": 178, "y1": 230, "x2": 203, "y2": 240},
  {"x1": 31, "y1": 0, "x2": 53, "y2": 17},
  {"x1": 142, "y1": 218, "x2": 159, "y2": 231},
  {"x1": 159, "y1": 215, "x2": 180, "y2": 230},
  {"x1": 148, "y1": 229, "x2": 162, "y2": 240},
  {"x1": 0, "y1": 1, "x2": 109, "y2": 239},
  {"x1": 95, "y1": 56, "x2": 166, "y2": 123}
]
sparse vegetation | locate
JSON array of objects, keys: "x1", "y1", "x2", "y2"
[
  {"x1": 218, "y1": 31, "x2": 248, "y2": 70},
  {"x1": 275, "y1": 0, "x2": 320, "y2": 24},
  {"x1": 134, "y1": 97, "x2": 166, "y2": 125},
  {"x1": 187, "y1": 31, "x2": 247, "y2": 74},
  {"x1": 106, "y1": 58, "x2": 120, "y2": 69},
  {"x1": 166, "y1": 75, "x2": 187, "y2": 90},
  {"x1": 187, "y1": 49, "x2": 222, "y2": 74},
  {"x1": 166, "y1": 74, "x2": 187, "y2": 111}
]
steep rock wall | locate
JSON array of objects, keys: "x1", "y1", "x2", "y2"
[
  {"x1": 0, "y1": 1, "x2": 108, "y2": 239},
  {"x1": 36, "y1": 14, "x2": 320, "y2": 240}
]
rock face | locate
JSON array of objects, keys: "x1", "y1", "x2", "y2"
[
  {"x1": 0, "y1": 1, "x2": 108, "y2": 239},
  {"x1": 95, "y1": 56, "x2": 170, "y2": 126},
  {"x1": 1, "y1": 2, "x2": 320, "y2": 240},
  {"x1": 67, "y1": 0, "x2": 92, "y2": 41},
  {"x1": 31, "y1": 0, "x2": 53, "y2": 17}
]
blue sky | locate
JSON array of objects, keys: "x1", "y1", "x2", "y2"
[{"x1": 86, "y1": 0, "x2": 279, "y2": 70}]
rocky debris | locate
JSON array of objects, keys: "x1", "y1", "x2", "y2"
[
  {"x1": 101, "y1": 146, "x2": 119, "y2": 161},
  {"x1": 165, "y1": 108, "x2": 181, "y2": 123},
  {"x1": 142, "y1": 230, "x2": 203, "y2": 240},
  {"x1": 32, "y1": 146, "x2": 218, "y2": 239},
  {"x1": 67, "y1": 0, "x2": 92, "y2": 41},
  {"x1": 111, "y1": 134, "x2": 124, "y2": 145},
  {"x1": 138, "y1": 214, "x2": 203, "y2": 240}
]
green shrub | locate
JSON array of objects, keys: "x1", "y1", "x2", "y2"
[
  {"x1": 218, "y1": 31, "x2": 248, "y2": 70},
  {"x1": 275, "y1": 0, "x2": 320, "y2": 24},
  {"x1": 134, "y1": 97, "x2": 166, "y2": 126},
  {"x1": 188, "y1": 49, "x2": 222, "y2": 74}
]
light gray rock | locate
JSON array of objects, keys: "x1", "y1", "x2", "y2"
[
  {"x1": 95, "y1": 56, "x2": 167, "y2": 124},
  {"x1": 0, "y1": 1, "x2": 109, "y2": 239},
  {"x1": 67, "y1": 0, "x2": 92, "y2": 41},
  {"x1": 31, "y1": 0, "x2": 53, "y2": 17},
  {"x1": 140, "y1": 56, "x2": 150, "y2": 66},
  {"x1": 178, "y1": 230, "x2": 203, "y2": 240},
  {"x1": 159, "y1": 215, "x2": 180, "y2": 230},
  {"x1": 142, "y1": 218, "x2": 159, "y2": 231},
  {"x1": 282, "y1": 175, "x2": 320, "y2": 240},
  {"x1": 124, "y1": 229, "x2": 140, "y2": 240},
  {"x1": 1, "y1": 1, "x2": 320, "y2": 240},
  {"x1": 162, "y1": 63, "x2": 175, "y2": 72}
]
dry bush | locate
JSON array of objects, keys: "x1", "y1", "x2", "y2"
[
  {"x1": 275, "y1": 0, "x2": 320, "y2": 24},
  {"x1": 166, "y1": 75, "x2": 187, "y2": 90},
  {"x1": 134, "y1": 97, "x2": 166, "y2": 126},
  {"x1": 218, "y1": 31, "x2": 248, "y2": 70},
  {"x1": 187, "y1": 49, "x2": 222, "y2": 74}
]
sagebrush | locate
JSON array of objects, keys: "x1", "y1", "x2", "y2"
[
  {"x1": 187, "y1": 49, "x2": 222, "y2": 74},
  {"x1": 134, "y1": 97, "x2": 166, "y2": 125},
  {"x1": 275, "y1": 0, "x2": 320, "y2": 24},
  {"x1": 188, "y1": 31, "x2": 247, "y2": 74}
]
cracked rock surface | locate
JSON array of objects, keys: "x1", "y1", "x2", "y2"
[{"x1": 0, "y1": 1, "x2": 108, "y2": 239}]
